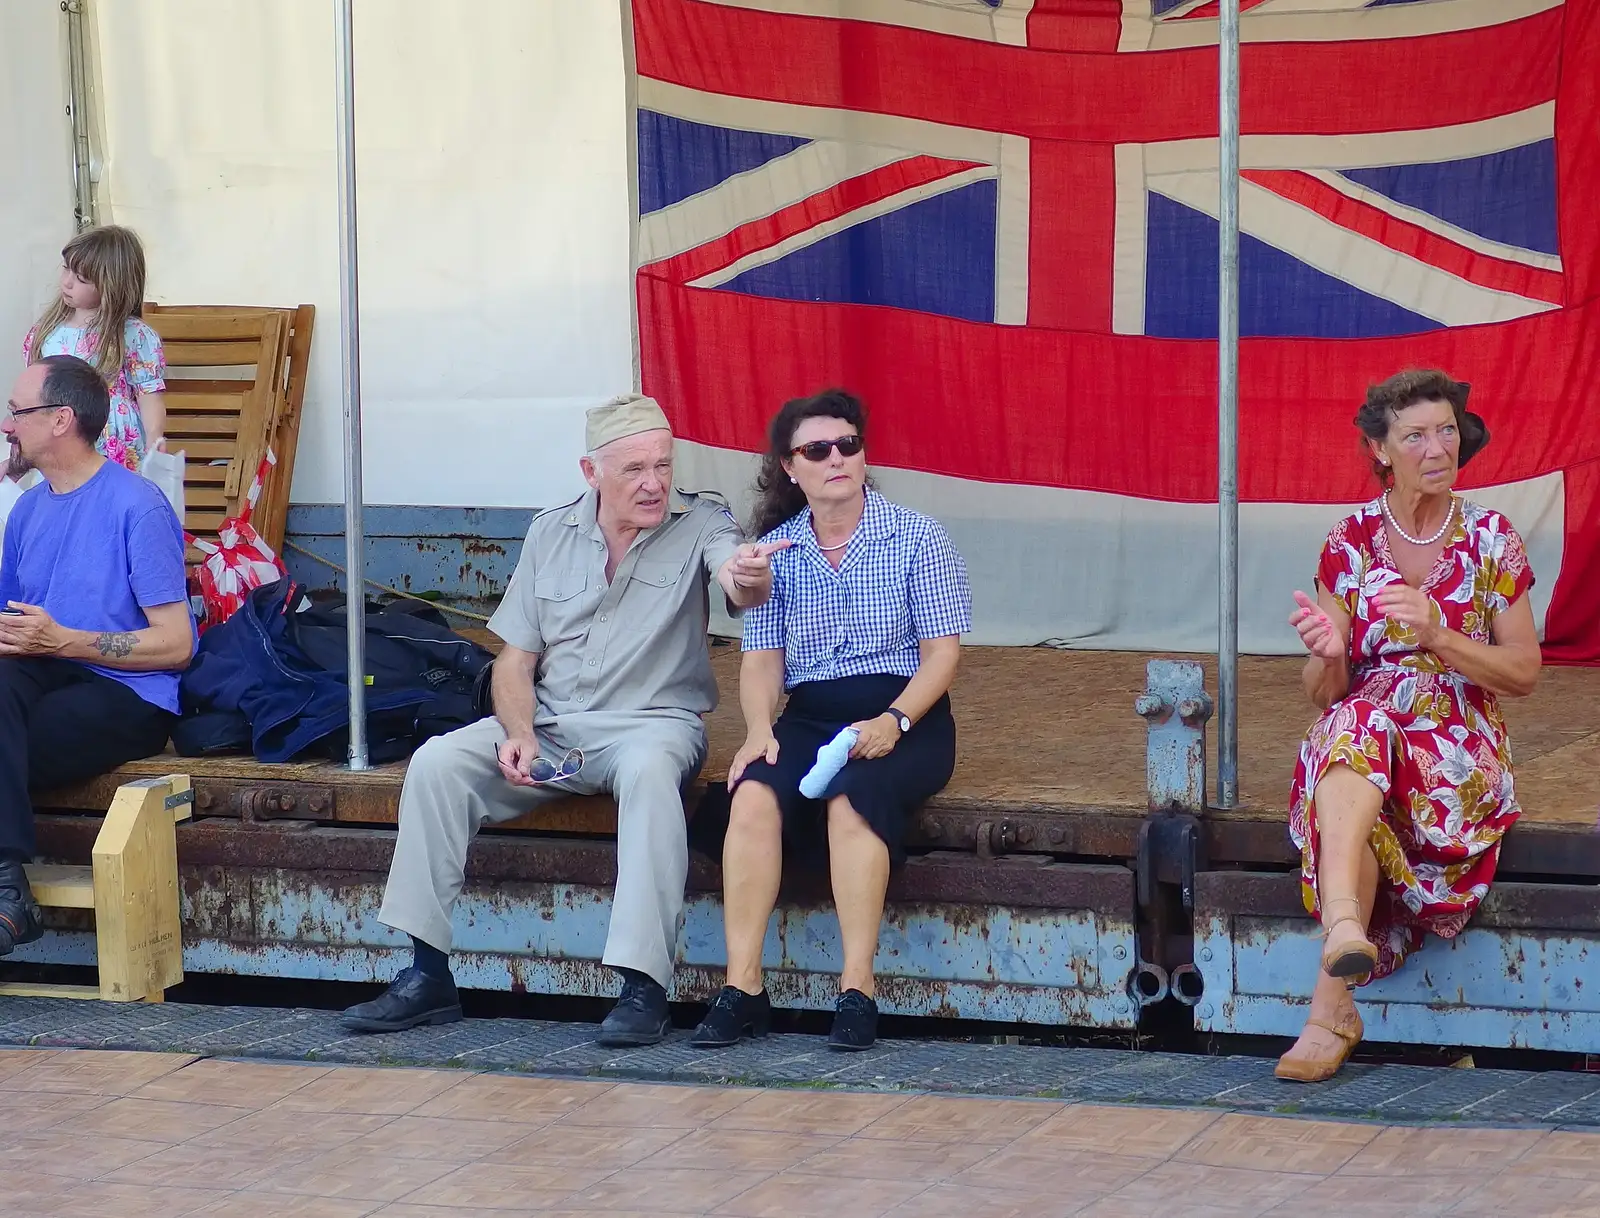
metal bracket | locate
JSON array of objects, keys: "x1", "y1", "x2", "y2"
[
  {"x1": 1136, "y1": 813, "x2": 1207, "y2": 913},
  {"x1": 233, "y1": 786, "x2": 337, "y2": 822},
  {"x1": 1135, "y1": 659, "x2": 1213, "y2": 814},
  {"x1": 1131, "y1": 660, "x2": 1215, "y2": 1015}
]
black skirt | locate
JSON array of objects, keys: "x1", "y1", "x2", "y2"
[{"x1": 694, "y1": 673, "x2": 955, "y2": 869}]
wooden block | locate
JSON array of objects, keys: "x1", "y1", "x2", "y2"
[
  {"x1": 0, "y1": 983, "x2": 100, "y2": 1000},
  {"x1": 91, "y1": 776, "x2": 186, "y2": 1002},
  {"x1": 23, "y1": 864, "x2": 94, "y2": 909}
]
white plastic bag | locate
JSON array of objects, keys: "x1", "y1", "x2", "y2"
[
  {"x1": 0, "y1": 470, "x2": 39, "y2": 568},
  {"x1": 142, "y1": 447, "x2": 187, "y2": 522}
]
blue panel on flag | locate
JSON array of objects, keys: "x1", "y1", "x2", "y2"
[
  {"x1": 1342, "y1": 143, "x2": 1558, "y2": 256},
  {"x1": 719, "y1": 180, "x2": 998, "y2": 323},
  {"x1": 637, "y1": 110, "x2": 808, "y2": 215},
  {"x1": 1144, "y1": 195, "x2": 1442, "y2": 339}
]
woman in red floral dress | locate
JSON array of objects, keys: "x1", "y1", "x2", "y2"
[{"x1": 1275, "y1": 369, "x2": 1543, "y2": 1084}]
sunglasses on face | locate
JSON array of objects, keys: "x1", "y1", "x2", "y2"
[{"x1": 790, "y1": 434, "x2": 864, "y2": 462}]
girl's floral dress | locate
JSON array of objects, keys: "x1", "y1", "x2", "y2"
[
  {"x1": 1289, "y1": 497, "x2": 1535, "y2": 980},
  {"x1": 23, "y1": 317, "x2": 165, "y2": 472}
]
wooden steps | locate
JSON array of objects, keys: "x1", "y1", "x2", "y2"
[{"x1": 0, "y1": 775, "x2": 194, "y2": 1003}]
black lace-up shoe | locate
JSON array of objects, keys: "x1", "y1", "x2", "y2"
[
  {"x1": 689, "y1": 986, "x2": 772, "y2": 1048},
  {"x1": 598, "y1": 969, "x2": 672, "y2": 1047},
  {"x1": 827, "y1": 989, "x2": 879, "y2": 1051},
  {"x1": 339, "y1": 966, "x2": 462, "y2": 1033},
  {"x1": 0, "y1": 859, "x2": 43, "y2": 957}
]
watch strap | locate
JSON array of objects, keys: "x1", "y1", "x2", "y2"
[{"x1": 885, "y1": 706, "x2": 911, "y2": 731}]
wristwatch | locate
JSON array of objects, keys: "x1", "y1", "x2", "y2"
[{"x1": 884, "y1": 706, "x2": 911, "y2": 733}]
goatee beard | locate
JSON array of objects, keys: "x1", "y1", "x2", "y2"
[{"x1": 5, "y1": 444, "x2": 32, "y2": 481}]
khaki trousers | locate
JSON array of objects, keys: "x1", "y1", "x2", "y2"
[{"x1": 377, "y1": 713, "x2": 706, "y2": 987}]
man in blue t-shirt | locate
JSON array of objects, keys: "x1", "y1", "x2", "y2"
[{"x1": 0, "y1": 355, "x2": 194, "y2": 954}]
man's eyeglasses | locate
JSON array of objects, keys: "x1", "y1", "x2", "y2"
[
  {"x1": 494, "y1": 745, "x2": 584, "y2": 785},
  {"x1": 790, "y1": 434, "x2": 864, "y2": 462},
  {"x1": 5, "y1": 403, "x2": 71, "y2": 421}
]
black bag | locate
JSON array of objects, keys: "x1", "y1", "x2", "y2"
[{"x1": 177, "y1": 579, "x2": 493, "y2": 762}]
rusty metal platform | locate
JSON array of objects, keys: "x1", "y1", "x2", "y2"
[
  {"x1": 17, "y1": 646, "x2": 1600, "y2": 1040},
  {"x1": 39, "y1": 646, "x2": 1600, "y2": 876}
]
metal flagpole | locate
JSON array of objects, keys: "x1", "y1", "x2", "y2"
[
  {"x1": 334, "y1": 0, "x2": 369, "y2": 771},
  {"x1": 1217, "y1": 0, "x2": 1241, "y2": 808}
]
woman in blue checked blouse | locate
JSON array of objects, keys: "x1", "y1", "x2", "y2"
[{"x1": 690, "y1": 388, "x2": 972, "y2": 1052}]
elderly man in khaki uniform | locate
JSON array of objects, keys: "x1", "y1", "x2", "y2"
[{"x1": 341, "y1": 395, "x2": 786, "y2": 1044}]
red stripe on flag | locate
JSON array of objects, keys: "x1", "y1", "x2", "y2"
[
  {"x1": 631, "y1": 0, "x2": 1561, "y2": 142},
  {"x1": 637, "y1": 273, "x2": 1600, "y2": 505},
  {"x1": 645, "y1": 156, "x2": 983, "y2": 285},
  {"x1": 1026, "y1": 0, "x2": 1123, "y2": 51},
  {"x1": 1244, "y1": 170, "x2": 1566, "y2": 306},
  {"x1": 1028, "y1": 143, "x2": 1116, "y2": 329},
  {"x1": 1557, "y1": 0, "x2": 1600, "y2": 302},
  {"x1": 1544, "y1": 457, "x2": 1600, "y2": 664}
]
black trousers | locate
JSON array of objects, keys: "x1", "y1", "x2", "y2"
[{"x1": 0, "y1": 657, "x2": 175, "y2": 861}]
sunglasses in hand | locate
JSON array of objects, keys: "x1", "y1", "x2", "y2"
[{"x1": 494, "y1": 744, "x2": 584, "y2": 784}]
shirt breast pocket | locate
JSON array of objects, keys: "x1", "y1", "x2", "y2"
[
  {"x1": 621, "y1": 555, "x2": 690, "y2": 630},
  {"x1": 841, "y1": 553, "x2": 913, "y2": 659},
  {"x1": 533, "y1": 571, "x2": 591, "y2": 644}
]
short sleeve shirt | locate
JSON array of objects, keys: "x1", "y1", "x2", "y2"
[
  {"x1": 0, "y1": 460, "x2": 190, "y2": 712},
  {"x1": 742, "y1": 489, "x2": 972, "y2": 689},
  {"x1": 487, "y1": 489, "x2": 743, "y2": 722},
  {"x1": 25, "y1": 318, "x2": 166, "y2": 472}
]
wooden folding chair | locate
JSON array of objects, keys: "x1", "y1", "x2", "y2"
[{"x1": 143, "y1": 303, "x2": 314, "y2": 553}]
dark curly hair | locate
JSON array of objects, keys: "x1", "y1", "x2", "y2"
[
  {"x1": 748, "y1": 388, "x2": 868, "y2": 539},
  {"x1": 1355, "y1": 368, "x2": 1489, "y2": 486}
]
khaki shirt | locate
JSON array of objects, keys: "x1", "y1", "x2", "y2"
[{"x1": 488, "y1": 488, "x2": 743, "y2": 723}]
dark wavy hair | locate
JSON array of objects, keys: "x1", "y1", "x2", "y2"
[
  {"x1": 748, "y1": 388, "x2": 869, "y2": 539},
  {"x1": 1355, "y1": 368, "x2": 1489, "y2": 487}
]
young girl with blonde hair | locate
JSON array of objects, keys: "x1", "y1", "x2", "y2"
[{"x1": 23, "y1": 225, "x2": 166, "y2": 472}]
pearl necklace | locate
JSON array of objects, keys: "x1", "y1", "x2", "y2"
[{"x1": 1382, "y1": 490, "x2": 1454, "y2": 546}]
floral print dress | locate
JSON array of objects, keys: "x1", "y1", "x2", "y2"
[
  {"x1": 23, "y1": 318, "x2": 166, "y2": 472},
  {"x1": 1288, "y1": 497, "x2": 1535, "y2": 980}
]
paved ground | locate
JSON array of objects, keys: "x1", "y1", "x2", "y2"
[
  {"x1": 10, "y1": 1045, "x2": 1600, "y2": 1217},
  {"x1": 5, "y1": 998, "x2": 1600, "y2": 1126}
]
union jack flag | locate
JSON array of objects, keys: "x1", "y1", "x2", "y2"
[{"x1": 628, "y1": 0, "x2": 1600, "y2": 660}]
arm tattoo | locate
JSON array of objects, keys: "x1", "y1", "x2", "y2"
[{"x1": 93, "y1": 631, "x2": 138, "y2": 660}]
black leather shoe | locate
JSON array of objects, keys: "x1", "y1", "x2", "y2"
[
  {"x1": 340, "y1": 966, "x2": 462, "y2": 1033},
  {"x1": 599, "y1": 970, "x2": 671, "y2": 1047},
  {"x1": 827, "y1": 989, "x2": 879, "y2": 1051},
  {"x1": 0, "y1": 859, "x2": 43, "y2": 957},
  {"x1": 689, "y1": 986, "x2": 771, "y2": 1048}
]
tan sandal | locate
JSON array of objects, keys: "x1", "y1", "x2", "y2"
[
  {"x1": 1275, "y1": 1010, "x2": 1364, "y2": 1083},
  {"x1": 1319, "y1": 896, "x2": 1377, "y2": 981}
]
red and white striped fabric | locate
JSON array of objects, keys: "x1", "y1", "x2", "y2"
[
  {"x1": 186, "y1": 450, "x2": 287, "y2": 633},
  {"x1": 628, "y1": 0, "x2": 1600, "y2": 660}
]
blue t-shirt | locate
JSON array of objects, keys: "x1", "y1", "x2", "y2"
[{"x1": 0, "y1": 460, "x2": 190, "y2": 713}]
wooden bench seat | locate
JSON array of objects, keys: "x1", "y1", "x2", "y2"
[{"x1": 31, "y1": 650, "x2": 1600, "y2": 875}]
